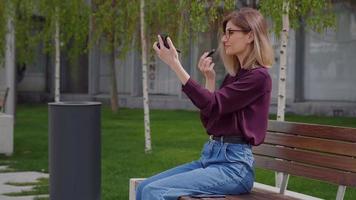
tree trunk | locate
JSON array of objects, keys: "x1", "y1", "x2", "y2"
[
  {"x1": 109, "y1": 0, "x2": 119, "y2": 113},
  {"x1": 140, "y1": 0, "x2": 152, "y2": 153},
  {"x1": 277, "y1": 2, "x2": 289, "y2": 122},
  {"x1": 5, "y1": 3, "x2": 15, "y2": 116},
  {"x1": 54, "y1": 9, "x2": 60, "y2": 102},
  {"x1": 276, "y1": 0, "x2": 290, "y2": 188},
  {"x1": 109, "y1": 41, "x2": 119, "y2": 112}
]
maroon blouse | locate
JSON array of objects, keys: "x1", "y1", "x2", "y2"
[{"x1": 182, "y1": 67, "x2": 272, "y2": 145}]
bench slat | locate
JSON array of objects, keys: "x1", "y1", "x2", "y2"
[
  {"x1": 253, "y1": 144, "x2": 356, "y2": 173},
  {"x1": 268, "y1": 120, "x2": 356, "y2": 142},
  {"x1": 227, "y1": 187, "x2": 303, "y2": 199},
  {"x1": 264, "y1": 133, "x2": 356, "y2": 157},
  {"x1": 255, "y1": 155, "x2": 356, "y2": 187},
  {"x1": 180, "y1": 187, "x2": 303, "y2": 200}
]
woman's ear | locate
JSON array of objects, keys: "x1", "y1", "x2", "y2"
[{"x1": 247, "y1": 32, "x2": 254, "y2": 44}]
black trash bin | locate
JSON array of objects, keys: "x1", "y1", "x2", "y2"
[{"x1": 48, "y1": 102, "x2": 101, "y2": 200}]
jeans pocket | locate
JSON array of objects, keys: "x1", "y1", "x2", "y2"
[{"x1": 223, "y1": 143, "x2": 245, "y2": 163}]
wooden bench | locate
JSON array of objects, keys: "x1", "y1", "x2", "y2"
[
  {"x1": 0, "y1": 87, "x2": 9, "y2": 113},
  {"x1": 130, "y1": 120, "x2": 356, "y2": 200}
]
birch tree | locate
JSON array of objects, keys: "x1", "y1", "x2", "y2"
[
  {"x1": 140, "y1": 0, "x2": 152, "y2": 153},
  {"x1": 1, "y1": 0, "x2": 38, "y2": 115},
  {"x1": 138, "y1": 0, "x2": 188, "y2": 153},
  {"x1": 139, "y1": 0, "x2": 185, "y2": 153},
  {"x1": 54, "y1": 7, "x2": 60, "y2": 102},
  {"x1": 2, "y1": 0, "x2": 15, "y2": 116},
  {"x1": 91, "y1": 0, "x2": 139, "y2": 113},
  {"x1": 259, "y1": 0, "x2": 335, "y2": 188},
  {"x1": 37, "y1": 0, "x2": 90, "y2": 103},
  {"x1": 0, "y1": 0, "x2": 89, "y2": 113},
  {"x1": 275, "y1": 1, "x2": 289, "y2": 124},
  {"x1": 138, "y1": 0, "x2": 236, "y2": 153},
  {"x1": 260, "y1": 0, "x2": 335, "y2": 122},
  {"x1": 1, "y1": 0, "x2": 45, "y2": 153},
  {"x1": 0, "y1": 2, "x2": 6, "y2": 62}
]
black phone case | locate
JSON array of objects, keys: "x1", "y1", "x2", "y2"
[
  {"x1": 157, "y1": 34, "x2": 170, "y2": 49},
  {"x1": 206, "y1": 49, "x2": 216, "y2": 57}
]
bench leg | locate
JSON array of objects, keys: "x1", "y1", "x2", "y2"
[
  {"x1": 336, "y1": 185, "x2": 346, "y2": 200},
  {"x1": 129, "y1": 178, "x2": 146, "y2": 200},
  {"x1": 279, "y1": 173, "x2": 289, "y2": 194},
  {"x1": 275, "y1": 172, "x2": 282, "y2": 187}
]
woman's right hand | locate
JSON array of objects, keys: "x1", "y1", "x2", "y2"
[{"x1": 198, "y1": 52, "x2": 216, "y2": 80}]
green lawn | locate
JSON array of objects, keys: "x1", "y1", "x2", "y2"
[{"x1": 0, "y1": 104, "x2": 356, "y2": 200}]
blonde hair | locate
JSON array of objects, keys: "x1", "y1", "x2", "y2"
[{"x1": 219, "y1": 8, "x2": 274, "y2": 76}]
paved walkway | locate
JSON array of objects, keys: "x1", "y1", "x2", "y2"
[{"x1": 0, "y1": 166, "x2": 49, "y2": 200}]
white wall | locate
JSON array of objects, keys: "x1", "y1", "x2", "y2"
[{"x1": 304, "y1": 4, "x2": 356, "y2": 102}]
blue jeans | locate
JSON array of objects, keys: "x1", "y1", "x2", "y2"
[{"x1": 136, "y1": 139, "x2": 255, "y2": 200}]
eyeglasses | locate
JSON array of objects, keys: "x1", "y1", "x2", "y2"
[{"x1": 223, "y1": 29, "x2": 250, "y2": 40}]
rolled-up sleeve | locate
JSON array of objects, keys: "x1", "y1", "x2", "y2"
[{"x1": 182, "y1": 72, "x2": 269, "y2": 117}]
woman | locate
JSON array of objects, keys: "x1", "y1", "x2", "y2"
[{"x1": 136, "y1": 7, "x2": 274, "y2": 200}]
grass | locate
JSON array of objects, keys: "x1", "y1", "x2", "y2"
[{"x1": 0, "y1": 104, "x2": 355, "y2": 199}]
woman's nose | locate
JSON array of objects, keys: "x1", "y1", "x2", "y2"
[{"x1": 221, "y1": 35, "x2": 227, "y2": 43}]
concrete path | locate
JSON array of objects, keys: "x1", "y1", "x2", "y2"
[
  {"x1": 0, "y1": 195, "x2": 49, "y2": 200},
  {"x1": 0, "y1": 166, "x2": 49, "y2": 200}
]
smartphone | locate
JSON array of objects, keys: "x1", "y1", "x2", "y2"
[
  {"x1": 206, "y1": 49, "x2": 216, "y2": 57},
  {"x1": 157, "y1": 34, "x2": 181, "y2": 53}
]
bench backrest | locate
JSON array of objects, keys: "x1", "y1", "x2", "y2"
[
  {"x1": 0, "y1": 87, "x2": 9, "y2": 112},
  {"x1": 254, "y1": 120, "x2": 356, "y2": 187}
]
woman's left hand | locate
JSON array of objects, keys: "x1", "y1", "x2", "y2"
[{"x1": 153, "y1": 35, "x2": 180, "y2": 69}]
